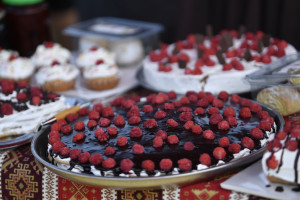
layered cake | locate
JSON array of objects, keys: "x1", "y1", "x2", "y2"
[
  {"x1": 0, "y1": 80, "x2": 67, "y2": 138},
  {"x1": 142, "y1": 30, "x2": 297, "y2": 94},
  {"x1": 47, "y1": 90, "x2": 278, "y2": 177},
  {"x1": 262, "y1": 122, "x2": 300, "y2": 185}
]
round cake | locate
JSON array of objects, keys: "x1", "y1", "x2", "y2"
[
  {"x1": 47, "y1": 90, "x2": 278, "y2": 177},
  {"x1": 142, "y1": 30, "x2": 297, "y2": 94}
]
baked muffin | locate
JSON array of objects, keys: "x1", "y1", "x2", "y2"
[
  {"x1": 31, "y1": 42, "x2": 71, "y2": 68},
  {"x1": 35, "y1": 61, "x2": 79, "y2": 92}
]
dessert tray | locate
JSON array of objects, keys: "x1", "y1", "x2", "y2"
[
  {"x1": 221, "y1": 160, "x2": 300, "y2": 200},
  {"x1": 0, "y1": 97, "x2": 87, "y2": 150},
  {"x1": 31, "y1": 101, "x2": 284, "y2": 189}
]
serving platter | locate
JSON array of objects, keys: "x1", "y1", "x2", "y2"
[{"x1": 31, "y1": 101, "x2": 284, "y2": 189}]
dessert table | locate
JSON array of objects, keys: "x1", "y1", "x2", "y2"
[{"x1": 0, "y1": 87, "x2": 268, "y2": 200}]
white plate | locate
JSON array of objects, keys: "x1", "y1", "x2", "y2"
[{"x1": 221, "y1": 160, "x2": 300, "y2": 200}]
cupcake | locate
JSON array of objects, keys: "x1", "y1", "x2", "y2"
[
  {"x1": 0, "y1": 56, "x2": 35, "y2": 83},
  {"x1": 83, "y1": 60, "x2": 120, "y2": 90},
  {"x1": 76, "y1": 46, "x2": 115, "y2": 70},
  {"x1": 31, "y1": 42, "x2": 71, "y2": 68},
  {"x1": 35, "y1": 61, "x2": 79, "y2": 92}
]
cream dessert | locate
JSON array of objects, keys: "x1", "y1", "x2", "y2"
[
  {"x1": 0, "y1": 80, "x2": 68, "y2": 138},
  {"x1": 46, "y1": 90, "x2": 278, "y2": 177},
  {"x1": 31, "y1": 42, "x2": 71, "y2": 67},
  {"x1": 142, "y1": 30, "x2": 297, "y2": 94},
  {"x1": 0, "y1": 48, "x2": 18, "y2": 62},
  {"x1": 35, "y1": 61, "x2": 79, "y2": 92}
]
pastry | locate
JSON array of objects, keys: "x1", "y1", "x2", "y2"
[
  {"x1": 35, "y1": 61, "x2": 79, "y2": 92},
  {"x1": 46, "y1": 90, "x2": 277, "y2": 177},
  {"x1": 142, "y1": 30, "x2": 297, "y2": 94},
  {"x1": 256, "y1": 86, "x2": 300, "y2": 116}
]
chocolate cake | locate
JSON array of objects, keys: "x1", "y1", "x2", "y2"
[{"x1": 47, "y1": 91, "x2": 277, "y2": 177}]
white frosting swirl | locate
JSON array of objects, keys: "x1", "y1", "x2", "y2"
[
  {"x1": 0, "y1": 49, "x2": 18, "y2": 62},
  {"x1": 83, "y1": 63, "x2": 119, "y2": 79},
  {"x1": 0, "y1": 57, "x2": 35, "y2": 79}
]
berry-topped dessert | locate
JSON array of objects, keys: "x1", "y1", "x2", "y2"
[
  {"x1": 262, "y1": 121, "x2": 300, "y2": 185},
  {"x1": 142, "y1": 30, "x2": 297, "y2": 94},
  {"x1": 47, "y1": 90, "x2": 278, "y2": 177},
  {"x1": 0, "y1": 80, "x2": 67, "y2": 138}
]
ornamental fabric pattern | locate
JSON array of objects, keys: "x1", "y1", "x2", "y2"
[{"x1": 0, "y1": 144, "x2": 255, "y2": 200}]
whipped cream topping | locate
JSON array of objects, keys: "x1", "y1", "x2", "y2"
[
  {"x1": 76, "y1": 47, "x2": 116, "y2": 69},
  {"x1": 83, "y1": 63, "x2": 119, "y2": 79},
  {"x1": 0, "y1": 49, "x2": 18, "y2": 62},
  {"x1": 0, "y1": 57, "x2": 35, "y2": 79},
  {"x1": 35, "y1": 64, "x2": 79, "y2": 84},
  {"x1": 31, "y1": 43, "x2": 71, "y2": 67}
]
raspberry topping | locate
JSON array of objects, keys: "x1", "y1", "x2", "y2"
[
  {"x1": 228, "y1": 143, "x2": 241, "y2": 154},
  {"x1": 117, "y1": 136, "x2": 128, "y2": 146},
  {"x1": 104, "y1": 147, "x2": 115, "y2": 156},
  {"x1": 89, "y1": 154, "x2": 103, "y2": 166},
  {"x1": 239, "y1": 107, "x2": 251, "y2": 118},
  {"x1": 191, "y1": 125, "x2": 202, "y2": 134},
  {"x1": 160, "y1": 159, "x2": 173, "y2": 170},
  {"x1": 128, "y1": 116, "x2": 141, "y2": 125},
  {"x1": 241, "y1": 137, "x2": 255, "y2": 150},
  {"x1": 102, "y1": 158, "x2": 116, "y2": 169},
  {"x1": 155, "y1": 130, "x2": 167, "y2": 140},
  {"x1": 144, "y1": 119, "x2": 158, "y2": 128},
  {"x1": 74, "y1": 121, "x2": 85, "y2": 131},
  {"x1": 130, "y1": 127, "x2": 143, "y2": 138},
  {"x1": 203, "y1": 129, "x2": 215, "y2": 140},
  {"x1": 184, "y1": 142, "x2": 195, "y2": 151},
  {"x1": 143, "y1": 105, "x2": 153, "y2": 113},
  {"x1": 61, "y1": 125, "x2": 72, "y2": 135},
  {"x1": 78, "y1": 152, "x2": 90, "y2": 164},
  {"x1": 153, "y1": 136, "x2": 164, "y2": 148},
  {"x1": 209, "y1": 114, "x2": 223, "y2": 125},
  {"x1": 102, "y1": 106, "x2": 114, "y2": 118},
  {"x1": 267, "y1": 155, "x2": 279, "y2": 169},
  {"x1": 87, "y1": 120, "x2": 97, "y2": 129},
  {"x1": 132, "y1": 144, "x2": 144, "y2": 154},
  {"x1": 208, "y1": 107, "x2": 219, "y2": 115},
  {"x1": 167, "y1": 135, "x2": 179, "y2": 144},
  {"x1": 78, "y1": 108, "x2": 89, "y2": 116},
  {"x1": 213, "y1": 147, "x2": 226, "y2": 160},
  {"x1": 99, "y1": 118, "x2": 111, "y2": 127},
  {"x1": 167, "y1": 119, "x2": 178, "y2": 128},
  {"x1": 1, "y1": 104, "x2": 13, "y2": 115},
  {"x1": 199, "y1": 153, "x2": 211, "y2": 166},
  {"x1": 107, "y1": 126, "x2": 118, "y2": 136},
  {"x1": 142, "y1": 160, "x2": 155, "y2": 171},
  {"x1": 120, "y1": 159, "x2": 134, "y2": 172},
  {"x1": 73, "y1": 132, "x2": 85, "y2": 143},
  {"x1": 114, "y1": 115, "x2": 125, "y2": 127},
  {"x1": 179, "y1": 112, "x2": 193, "y2": 122},
  {"x1": 178, "y1": 158, "x2": 192, "y2": 171},
  {"x1": 250, "y1": 128, "x2": 264, "y2": 139},
  {"x1": 218, "y1": 120, "x2": 230, "y2": 130},
  {"x1": 154, "y1": 110, "x2": 167, "y2": 119},
  {"x1": 219, "y1": 137, "x2": 230, "y2": 147}
]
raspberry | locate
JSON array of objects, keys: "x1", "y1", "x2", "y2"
[
  {"x1": 127, "y1": 107, "x2": 140, "y2": 118},
  {"x1": 97, "y1": 133, "x2": 109, "y2": 142},
  {"x1": 213, "y1": 147, "x2": 226, "y2": 160},
  {"x1": 168, "y1": 91, "x2": 177, "y2": 99},
  {"x1": 61, "y1": 125, "x2": 72, "y2": 135},
  {"x1": 209, "y1": 114, "x2": 223, "y2": 125},
  {"x1": 104, "y1": 147, "x2": 115, "y2": 156},
  {"x1": 178, "y1": 158, "x2": 192, "y2": 171},
  {"x1": 143, "y1": 105, "x2": 153, "y2": 113},
  {"x1": 261, "y1": 54, "x2": 272, "y2": 64},
  {"x1": 78, "y1": 152, "x2": 90, "y2": 164},
  {"x1": 102, "y1": 106, "x2": 114, "y2": 118},
  {"x1": 132, "y1": 144, "x2": 144, "y2": 154},
  {"x1": 240, "y1": 99, "x2": 252, "y2": 107},
  {"x1": 66, "y1": 113, "x2": 79, "y2": 123},
  {"x1": 178, "y1": 107, "x2": 192, "y2": 112},
  {"x1": 239, "y1": 107, "x2": 251, "y2": 118},
  {"x1": 1, "y1": 80, "x2": 14, "y2": 94},
  {"x1": 266, "y1": 155, "x2": 279, "y2": 169},
  {"x1": 144, "y1": 119, "x2": 158, "y2": 128},
  {"x1": 93, "y1": 103, "x2": 103, "y2": 113},
  {"x1": 180, "y1": 96, "x2": 190, "y2": 105},
  {"x1": 250, "y1": 103, "x2": 262, "y2": 113},
  {"x1": 153, "y1": 136, "x2": 164, "y2": 148},
  {"x1": 31, "y1": 96, "x2": 41, "y2": 106},
  {"x1": 208, "y1": 107, "x2": 219, "y2": 115},
  {"x1": 226, "y1": 116, "x2": 237, "y2": 127},
  {"x1": 194, "y1": 107, "x2": 205, "y2": 115},
  {"x1": 172, "y1": 101, "x2": 182, "y2": 108},
  {"x1": 291, "y1": 128, "x2": 300, "y2": 138},
  {"x1": 197, "y1": 91, "x2": 206, "y2": 99},
  {"x1": 49, "y1": 130, "x2": 60, "y2": 138},
  {"x1": 94, "y1": 128, "x2": 105, "y2": 138},
  {"x1": 151, "y1": 95, "x2": 164, "y2": 104},
  {"x1": 154, "y1": 110, "x2": 167, "y2": 120},
  {"x1": 257, "y1": 121, "x2": 271, "y2": 131},
  {"x1": 257, "y1": 111, "x2": 269, "y2": 119},
  {"x1": 1, "y1": 104, "x2": 13, "y2": 115},
  {"x1": 102, "y1": 158, "x2": 116, "y2": 169},
  {"x1": 30, "y1": 87, "x2": 42, "y2": 97},
  {"x1": 16, "y1": 92, "x2": 27, "y2": 101},
  {"x1": 142, "y1": 160, "x2": 155, "y2": 171},
  {"x1": 110, "y1": 96, "x2": 125, "y2": 106},
  {"x1": 199, "y1": 153, "x2": 211, "y2": 166},
  {"x1": 87, "y1": 120, "x2": 97, "y2": 129},
  {"x1": 70, "y1": 149, "x2": 81, "y2": 160},
  {"x1": 223, "y1": 63, "x2": 233, "y2": 71},
  {"x1": 146, "y1": 93, "x2": 156, "y2": 103},
  {"x1": 44, "y1": 41, "x2": 54, "y2": 48},
  {"x1": 49, "y1": 136, "x2": 60, "y2": 145},
  {"x1": 179, "y1": 112, "x2": 193, "y2": 122},
  {"x1": 197, "y1": 98, "x2": 209, "y2": 108},
  {"x1": 78, "y1": 107, "x2": 89, "y2": 116},
  {"x1": 130, "y1": 96, "x2": 141, "y2": 103},
  {"x1": 128, "y1": 116, "x2": 141, "y2": 125},
  {"x1": 47, "y1": 93, "x2": 58, "y2": 100},
  {"x1": 168, "y1": 135, "x2": 179, "y2": 144},
  {"x1": 250, "y1": 128, "x2": 264, "y2": 139},
  {"x1": 188, "y1": 94, "x2": 198, "y2": 103},
  {"x1": 89, "y1": 154, "x2": 104, "y2": 166},
  {"x1": 285, "y1": 140, "x2": 298, "y2": 151},
  {"x1": 212, "y1": 98, "x2": 224, "y2": 108},
  {"x1": 276, "y1": 131, "x2": 287, "y2": 140},
  {"x1": 160, "y1": 159, "x2": 173, "y2": 170},
  {"x1": 60, "y1": 147, "x2": 70, "y2": 157},
  {"x1": 99, "y1": 118, "x2": 111, "y2": 127},
  {"x1": 167, "y1": 119, "x2": 178, "y2": 128},
  {"x1": 156, "y1": 130, "x2": 167, "y2": 140},
  {"x1": 218, "y1": 120, "x2": 230, "y2": 130},
  {"x1": 184, "y1": 121, "x2": 194, "y2": 130},
  {"x1": 52, "y1": 141, "x2": 66, "y2": 154},
  {"x1": 164, "y1": 103, "x2": 175, "y2": 110},
  {"x1": 192, "y1": 125, "x2": 202, "y2": 134},
  {"x1": 219, "y1": 137, "x2": 230, "y2": 147},
  {"x1": 218, "y1": 91, "x2": 229, "y2": 101},
  {"x1": 263, "y1": 116, "x2": 274, "y2": 125},
  {"x1": 117, "y1": 136, "x2": 128, "y2": 146},
  {"x1": 242, "y1": 137, "x2": 255, "y2": 149},
  {"x1": 107, "y1": 126, "x2": 118, "y2": 136},
  {"x1": 51, "y1": 122, "x2": 62, "y2": 131},
  {"x1": 57, "y1": 119, "x2": 67, "y2": 126},
  {"x1": 120, "y1": 159, "x2": 134, "y2": 172},
  {"x1": 267, "y1": 139, "x2": 282, "y2": 152},
  {"x1": 113, "y1": 115, "x2": 125, "y2": 127},
  {"x1": 230, "y1": 94, "x2": 241, "y2": 104},
  {"x1": 17, "y1": 80, "x2": 28, "y2": 88},
  {"x1": 73, "y1": 132, "x2": 85, "y2": 143},
  {"x1": 203, "y1": 129, "x2": 215, "y2": 140},
  {"x1": 223, "y1": 107, "x2": 235, "y2": 117},
  {"x1": 228, "y1": 143, "x2": 241, "y2": 154},
  {"x1": 74, "y1": 121, "x2": 85, "y2": 131},
  {"x1": 158, "y1": 92, "x2": 169, "y2": 102}
]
